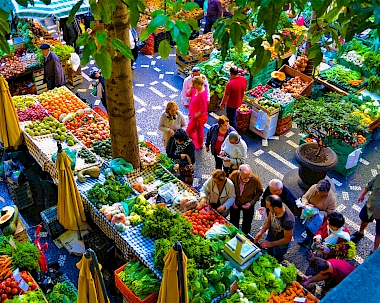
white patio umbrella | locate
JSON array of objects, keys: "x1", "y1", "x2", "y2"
[{"x1": 11, "y1": 0, "x2": 90, "y2": 19}]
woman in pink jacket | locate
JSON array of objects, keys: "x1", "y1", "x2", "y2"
[{"x1": 186, "y1": 76, "x2": 208, "y2": 150}]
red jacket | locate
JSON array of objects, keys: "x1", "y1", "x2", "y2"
[{"x1": 316, "y1": 221, "x2": 350, "y2": 243}]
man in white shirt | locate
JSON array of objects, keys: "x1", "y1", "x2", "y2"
[{"x1": 181, "y1": 66, "x2": 210, "y2": 108}]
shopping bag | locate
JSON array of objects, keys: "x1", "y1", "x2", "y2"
[
  {"x1": 91, "y1": 83, "x2": 98, "y2": 96},
  {"x1": 303, "y1": 212, "x2": 324, "y2": 234}
]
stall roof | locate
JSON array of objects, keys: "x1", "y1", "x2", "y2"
[{"x1": 11, "y1": 0, "x2": 90, "y2": 20}]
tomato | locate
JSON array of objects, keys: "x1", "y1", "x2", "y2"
[
  {"x1": 10, "y1": 282, "x2": 17, "y2": 289},
  {"x1": 0, "y1": 284, "x2": 5, "y2": 290},
  {"x1": 11, "y1": 288, "x2": 18, "y2": 295},
  {"x1": 3, "y1": 282, "x2": 10, "y2": 288},
  {"x1": 31, "y1": 283, "x2": 38, "y2": 291},
  {"x1": 199, "y1": 231, "x2": 205, "y2": 237},
  {"x1": 5, "y1": 287, "x2": 11, "y2": 294},
  {"x1": 1, "y1": 294, "x2": 7, "y2": 300}
]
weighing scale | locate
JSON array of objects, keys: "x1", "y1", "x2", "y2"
[{"x1": 222, "y1": 234, "x2": 262, "y2": 271}]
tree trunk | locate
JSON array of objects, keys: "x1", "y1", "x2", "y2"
[{"x1": 106, "y1": 1, "x2": 140, "y2": 168}]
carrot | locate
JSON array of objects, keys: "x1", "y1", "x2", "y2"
[
  {"x1": 3, "y1": 269, "x2": 12, "y2": 279},
  {"x1": 295, "y1": 281, "x2": 302, "y2": 289},
  {"x1": 296, "y1": 288, "x2": 304, "y2": 296},
  {"x1": 291, "y1": 281, "x2": 297, "y2": 288},
  {"x1": 273, "y1": 298, "x2": 281, "y2": 303},
  {"x1": 267, "y1": 300, "x2": 273, "y2": 303}
]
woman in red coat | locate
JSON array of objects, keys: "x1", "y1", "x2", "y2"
[{"x1": 186, "y1": 76, "x2": 208, "y2": 150}]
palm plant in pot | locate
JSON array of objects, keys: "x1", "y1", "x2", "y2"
[{"x1": 291, "y1": 92, "x2": 369, "y2": 189}]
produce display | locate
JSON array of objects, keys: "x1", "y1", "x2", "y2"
[
  {"x1": 265, "y1": 88, "x2": 294, "y2": 104},
  {"x1": 266, "y1": 281, "x2": 320, "y2": 303},
  {"x1": 140, "y1": 147, "x2": 158, "y2": 167},
  {"x1": 45, "y1": 281, "x2": 78, "y2": 303},
  {"x1": 87, "y1": 179, "x2": 133, "y2": 209},
  {"x1": 92, "y1": 138, "x2": 113, "y2": 160},
  {"x1": 357, "y1": 98, "x2": 380, "y2": 121},
  {"x1": 0, "y1": 57, "x2": 26, "y2": 79},
  {"x1": 182, "y1": 205, "x2": 226, "y2": 237},
  {"x1": 36, "y1": 87, "x2": 87, "y2": 120},
  {"x1": 117, "y1": 260, "x2": 161, "y2": 299},
  {"x1": 77, "y1": 147, "x2": 97, "y2": 164},
  {"x1": 292, "y1": 55, "x2": 308, "y2": 72},
  {"x1": 24, "y1": 117, "x2": 74, "y2": 143},
  {"x1": 63, "y1": 110, "x2": 101, "y2": 128},
  {"x1": 17, "y1": 104, "x2": 50, "y2": 122},
  {"x1": 12, "y1": 96, "x2": 35, "y2": 110},
  {"x1": 247, "y1": 85, "x2": 270, "y2": 98},
  {"x1": 198, "y1": 58, "x2": 229, "y2": 99},
  {"x1": 189, "y1": 33, "x2": 213, "y2": 55},
  {"x1": 70, "y1": 121, "x2": 110, "y2": 148},
  {"x1": 319, "y1": 64, "x2": 365, "y2": 93},
  {"x1": 280, "y1": 76, "x2": 309, "y2": 97}
]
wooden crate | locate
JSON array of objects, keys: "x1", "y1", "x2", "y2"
[
  {"x1": 244, "y1": 97, "x2": 280, "y2": 117},
  {"x1": 33, "y1": 69, "x2": 44, "y2": 78},
  {"x1": 14, "y1": 218, "x2": 29, "y2": 243},
  {"x1": 68, "y1": 74, "x2": 83, "y2": 86},
  {"x1": 315, "y1": 77, "x2": 349, "y2": 96},
  {"x1": 277, "y1": 65, "x2": 314, "y2": 97}
]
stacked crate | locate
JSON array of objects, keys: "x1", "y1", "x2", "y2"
[
  {"x1": 33, "y1": 69, "x2": 48, "y2": 94},
  {"x1": 66, "y1": 65, "x2": 83, "y2": 86},
  {"x1": 248, "y1": 104, "x2": 279, "y2": 139},
  {"x1": 7, "y1": 181, "x2": 34, "y2": 210}
]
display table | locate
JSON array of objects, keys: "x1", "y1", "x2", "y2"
[
  {"x1": 21, "y1": 125, "x2": 102, "y2": 183},
  {"x1": 77, "y1": 163, "x2": 199, "y2": 280}
]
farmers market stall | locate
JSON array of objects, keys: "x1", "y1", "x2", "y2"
[{"x1": 1, "y1": 20, "x2": 81, "y2": 95}]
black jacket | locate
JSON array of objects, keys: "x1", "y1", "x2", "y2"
[
  {"x1": 261, "y1": 185, "x2": 296, "y2": 212},
  {"x1": 166, "y1": 137, "x2": 195, "y2": 167}
]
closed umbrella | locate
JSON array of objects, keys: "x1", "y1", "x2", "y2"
[
  {"x1": 0, "y1": 75, "x2": 22, "y2": 150},
  {"x1": 11, "y1": 0, "x2": 90, "y2": 19},
  {"x1": 158, "y1": 242, "x2": 188, "y2": 303},
  {"x1": 56, "y1": 142, "x2": 86, "y2": 236},
  {"x1": 77, "y1": 249, "x2": 109, "y2": 303}
]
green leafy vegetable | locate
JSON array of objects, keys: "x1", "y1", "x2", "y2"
[{"x1": 118, "y1": 260, "x2": 160, "y2": 299}]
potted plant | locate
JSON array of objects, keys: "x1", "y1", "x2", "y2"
[{"x1": 291, "y1": 92, "x2": 369, "y2": 189}]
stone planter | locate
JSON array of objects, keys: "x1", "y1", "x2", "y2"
[{"x1": 295, "y1": 143, "x2": 338, "y2": 190}]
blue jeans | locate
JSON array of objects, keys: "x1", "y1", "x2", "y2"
[
  {"x1": 226, "y1": 106, "x2": 237, "y2": 130},
  {"x1": 266, "y1": 234, "x2": 291, "y2": 262}
]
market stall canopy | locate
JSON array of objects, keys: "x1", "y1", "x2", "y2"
[
  {"x1": 11, "y1": 0, "x2": 90, "y2": 19},
  {"x1": 158, "y1": 243, "x2": 188, "y2": 303},
  {"x1": 56, "y1": 144, "x2": 86, "y2": 231},
  {"x1": 77, "y1": 249, "x2": 109, "y2": 303},
  {"x1": 0, "y1": 75, "x2": 23, "y2": 150}
]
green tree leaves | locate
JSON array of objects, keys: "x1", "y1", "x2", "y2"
[
  {"x1": 111, "y1": 38, "x2": 134, "y2": 60},
  {"x1": 93, "y1": 49, "x2": 112, "y2": 79},
  {"x1": 158, "y1": 39, "x2": 171, "y2": 59},
  {"x1": 66, "y1": 0, "x2": 83, "y2": 26}
]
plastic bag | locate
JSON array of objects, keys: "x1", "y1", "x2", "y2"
[
  {"x1": 205, "y1": 223, "x2": 231, "y2": 240},
  {"x1": 3, "y1": 159, "x2": 24, "y2": 184},
  {"x1": 51, "y1": 148, "x2": 77, "y2": 170},
  {"x1": 302, "y1": 206, "x2": 324, "y2": 234},
  {"x1": 110, "y1": 158, "x2": 134, "y2": 175},
  {"x1": 69, "y1": 52, "x2": 80, "y2": 71},
  {"x1": 157, "y1": 182, "x2": 178, "y2": 204},
  {"x1": 301, "y1": 205, "x2": 319, "y2": 219}
]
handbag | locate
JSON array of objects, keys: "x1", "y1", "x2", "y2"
[
  {"x1": 179, "y1": 155, "x2": 194, "y2": 177},
  {"x1": 91, "y1": 82, "x2": 98, "y2": 96}
]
